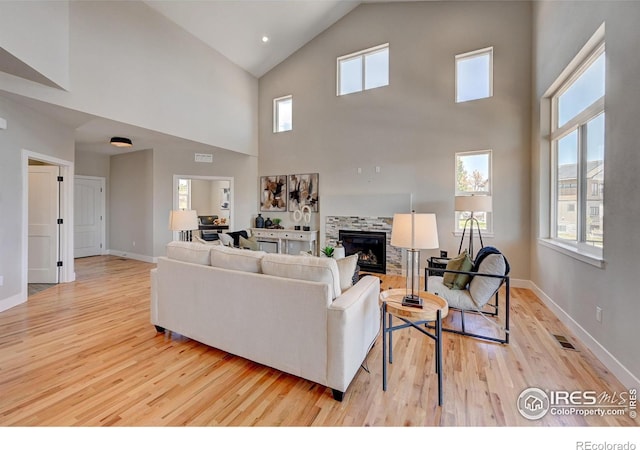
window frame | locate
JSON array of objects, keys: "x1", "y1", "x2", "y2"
[
  {"x1": 454, "y1": 149, "x2": 493, "y2": 234},
  {"x1": 455, "y1": 46, "x2": 494, "y2": 103},
  {"x1": 273, "y1": 95, "x2": 293, "y2": 133},
  {"x1": 336, "y1": 43, "x2": 389, "y2": 96},
  {"x1": 549, "y1": 42, "x2": 605, "y2": 258}
]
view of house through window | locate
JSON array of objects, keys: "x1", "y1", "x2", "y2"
[
  {"x1": 337, "y1": 43, "x2": 389, "y2": 96},
  {"x1": 455, "y1": 150, "x2": 492, "y2": 232},
  {"x1": 273, "y1": 95, "x2": 292, "y2": 133},
  {"x1": 456, "y1": 47, "x2": 493, "y2": 103},
  {"x1": 178, "y1": 178, "x2": 191, "y2": 210},
  {"x1": 551, "y1": 45, "x2": 605, "y2": 251}
]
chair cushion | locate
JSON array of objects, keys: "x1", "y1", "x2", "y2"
[
  {"x1": 226, "y1": 230, "x2": 249, "y2": 247},
  {"x1": 427, "y1": 276, "x2": 477, "y2": 310},
  {"x1": 166, "y1": 241, "x2": 212, "y2": 265},
  {"x1": 469, "y1": 253, "x2": 507, "y2": 307},
  {"x1": 261, "y1": 253, "x2": 342, "y2": 299},
  {"x1": 442, "y1": 250, "x2": 473, "y2": 289},
  {"x1": 218, "y1": 233, "x2": 234, "y2": 247},
  {"x1": 335, "y1": 254, "x2": 359, "y2": 292},
  {"x1": 210, "y1": 245, "x2": 266, "y2": 273}
]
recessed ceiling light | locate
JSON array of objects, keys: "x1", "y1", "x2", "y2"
[
  {"x1": 110, "y1": 136, "x2": 132, "y2": 148},
  {"x1": 261, "y1": 36, "x2": 269, "y2": 43}
]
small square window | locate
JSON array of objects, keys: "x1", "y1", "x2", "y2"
[
  {"x1": 273, "y1": 95, "x2": 292, "y2": 133},
  {"x1": 456, "y1": 47, "x2": 493, "y2": 103}
]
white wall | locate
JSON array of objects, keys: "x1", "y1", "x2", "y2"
[
  {"x1": 259, "y1": 1, "x2": 532, "y2": 278},
  {"x1": 0, "y1": 0, "x2": 70, "y2": 89},
  {"x1": 0, "y1": 0, "x2": 258, "y2": 156},
  {"x1": 531, "y1": 1, "x2": 640, "y2": 386},
  {"x1": 0, "y1": 95, "x2": 75, "y2": 311}
]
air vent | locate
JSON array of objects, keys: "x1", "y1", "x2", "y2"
[{"x1": 553, "y1": 334, "x2": 577, "y2": 351}]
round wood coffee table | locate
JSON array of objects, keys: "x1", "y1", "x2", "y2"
[{"x1": 379, "y1": 288, "x2": 449, "y2": 406}]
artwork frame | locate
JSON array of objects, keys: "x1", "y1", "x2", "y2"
[
  {"x1": 260, "y1": 175, "x2": 288, "y2": 212},
  {"x1": 288, "y1": 173, "x2": 319, "y2": 212}
]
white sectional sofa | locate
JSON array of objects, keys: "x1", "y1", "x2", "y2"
[{"x1": 150, "y1": 241, "x2": 381, "y2": 400}]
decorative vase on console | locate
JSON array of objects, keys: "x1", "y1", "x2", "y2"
[
  {"x1": 255, "y1": 214, "x2": 265, "y2": 228},
  {"x1": 334, "y1": 241, "x2": 345, "y2": 259},
  {"x1": 264, "y1": 217, "x2": 273, "y2": 228}
]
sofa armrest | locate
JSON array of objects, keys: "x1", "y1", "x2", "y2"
[{"x1": 327, "y1": 275, "x2": 381, "y2": 392}]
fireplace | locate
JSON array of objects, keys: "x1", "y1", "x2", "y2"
[{"x1": 339, "y1": 230, "x2": 387, "y2": 274}]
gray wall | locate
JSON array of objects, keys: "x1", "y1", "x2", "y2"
[
  {"x1": 109, "y1": 150, "x2": 154, "y2": 258},
  {"x1": 259, "y1": 1, "x2": 532, "y2": 278},
  {"x1": 0, "y1": 94, "x2": 75, "y2": 310},
  {"x1": 531, "y1": 1, "x2": 640, "y2": 384}
]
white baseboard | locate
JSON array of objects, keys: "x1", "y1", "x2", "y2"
[
  {"x1": 510, "y1": 278, "x2": 533, "y2": 289},
  {"x1": 529, "y1": 281, "x2": 640, "y2": 390},
  {"x1": 0, "y1": 291, "x2": 26, "y2": 313},
  {"x1": 107, "y1": 250, "x2": 157, "y2": 264}
]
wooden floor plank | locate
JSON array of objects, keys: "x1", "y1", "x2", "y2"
[{"x1": 0, "y1": 256, "x2": 635, "y2": 426}]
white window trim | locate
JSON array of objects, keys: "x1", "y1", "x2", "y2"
[
  {"x1": 273, "y1": 95, "x2": 292, "y2": 133},
  {"x1": 455, "y1": 46, "x2": 494, "y2": 103},
  {"x1": 541, "y1": 24, "x2": 605, "y2": 266},
  {"x1": 336, "y1": 43, "x2": 389, "y2": 96}
]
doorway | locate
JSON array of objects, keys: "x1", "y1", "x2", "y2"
[{"x1": 22, "y1": 150, "x2": 75, "y2": 302}]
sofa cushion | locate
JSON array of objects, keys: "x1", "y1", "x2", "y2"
[
  {"x1": 239, "y1": 235, "x2": 260, "y2": 251},
  {"x1": 166, "y1": 241, "x2": 212, "y2": 265},
  {"x1": 261, "y1": 253, "x2": 342, "y2": 299},
  {"x1": 210, "y1": 245, "x2": 266, "y2": 273},
  {"x1": 335, "y1": 254, "x2": 359, "y2": 292},
  {"x1": 469, "y1": 253, "x2": 507, "y2": 307}
]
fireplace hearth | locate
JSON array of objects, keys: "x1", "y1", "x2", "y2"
[{"x1": 339, "y1": 230, "x2": 387, "y2": 274}]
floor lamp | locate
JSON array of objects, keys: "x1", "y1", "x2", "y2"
[
  {"x1": 391, "y1": 211, "x2": 439, "y2": 308},
  {"x1": 455, "y1": 195, "x2": 492, "y2": 259},
  {"x1": 169, "y1": 209, "x2": 199, "y2": 241}
]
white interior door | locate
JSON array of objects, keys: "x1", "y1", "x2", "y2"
[
  {"x1": 28, "y1": 165, "x2": 59, "y2": 284},
  {"x1": 74, "y1": 177, "x2": 105, "y2": 258}
]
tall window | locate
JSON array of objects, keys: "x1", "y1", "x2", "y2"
[
  {"x1": 455, "y1": 150, "x2": 492, "y2": 232},
  {"x1": 456, "y1": 47, "x2": 493, "y2": 103},
  {"x1": 551, "y1": 44, "x2": 605, "y2": 252},
  {"x1": 273, "y1": 95, "x2": 292, "y2": 133},
  {"x1": 337, "y1": 43, "x2": 389, "y2": 96},
  {"x1": 178, "y1": 178, "x2": 191, "y2": 210}
]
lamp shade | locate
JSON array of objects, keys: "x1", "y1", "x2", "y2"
[
  {"x1": 391, "y1": 212, "x2": 439, "y2": 250},
  {"x1": 168, "y1": 209, "x2": 198, "y2": 231},
  {"x1": 454, "y1": 195, "x2": 492, "y2": 212}
]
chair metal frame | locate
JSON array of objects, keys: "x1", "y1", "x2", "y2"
[{"x1": 424, "y1": 267, "x2": 510, "y2": 344}]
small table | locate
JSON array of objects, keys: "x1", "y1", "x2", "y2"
[{"x1": 380, "y1": 289, "x2": 449, "y2": 406}]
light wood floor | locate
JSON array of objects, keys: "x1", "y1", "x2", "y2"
[{"x1": 0, "y1": 256, "x2": 634, "y2": 426}]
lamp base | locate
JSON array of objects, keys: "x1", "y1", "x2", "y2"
[{"x1": 402, "y1": 294, "x2": 423, "y2": 309}]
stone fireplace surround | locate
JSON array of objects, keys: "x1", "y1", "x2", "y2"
[{"x1": 325, "y1": 216, "x2": 402, "y2": 275}]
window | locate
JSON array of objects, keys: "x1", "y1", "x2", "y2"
[
  {"x1": 455, "y1": 150, "x2": 492, "y2": 233},
  {"x1": 178, "y1": 178, "x2": 191, "y2": 210},
  {"x1": 456, "y1": 47, "x2": 493, "y2": 103},
  {"x1": 550, "y1": 43, "x2": 605, "y2": 253},
  {"x1": 337, "y1": 43, "x2": 389, "y2": 96},
  {"x1": 273, "y1": 95, "x2": 292, "y2": 133}
]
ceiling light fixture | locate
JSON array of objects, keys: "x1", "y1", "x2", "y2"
[
  {"x1": 110, "y1": 136, "x2": 132, "y2": 148},
  {"x1": 261, "y1": 36, "x2": 269, "y2": 43}
]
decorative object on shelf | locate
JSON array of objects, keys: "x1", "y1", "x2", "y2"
[
  {"x1": 288, "y1": 173, "x2": 319, "y2": 212},
  {"x1": 292, "y1": 208, "x2": 303, "y2": 230},
  {"x1": 391, "y1": 211, "x2": 439, "y2": 308},
  {"x1": 321, "y1": 246, "x2": 335, "y2": 258},
  {"x1": 255, "y1": 213, "x2": 265, "y2": 228},
  {"x1": 272, "y1": 218, "x2": 283, "y2": 229},
  {"x1": 260, "y1": 175, "x2": 287, "y2": 212},
  {"x1": 302, "y1": 205, "x2": 311, "y2": 231},
  {"x1": 169, "y1": 209, "x2": 198, "y2": 241},
  {"x1": 334, "y1": 241, "x2": 345, "y2": 259},
  {"x1": 455, "y1": 194, "x2": 492, "y2": 259},
  {"x1": 264, "y1": 217, "x2": 273, "y2": 228}
]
